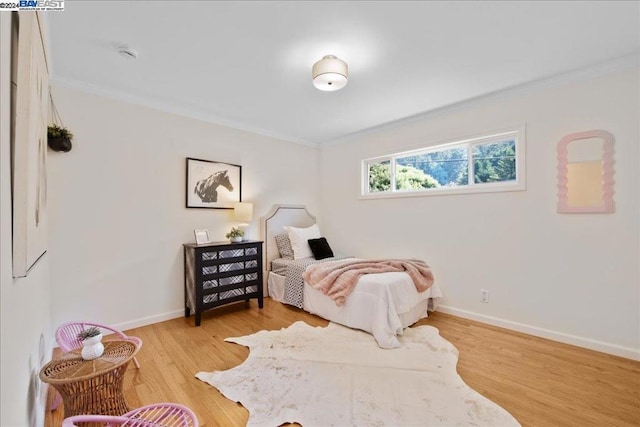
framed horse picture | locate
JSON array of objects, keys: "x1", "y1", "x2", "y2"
[{"x1": 186, "y1": 158, "x2": 242, "y2": 209}]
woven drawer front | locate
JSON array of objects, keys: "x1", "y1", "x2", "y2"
[
  {"x1": 202, "y1": 252, "x2": 218, "y2": 260},
  {"x1": 204, "y1": 294, "x2": 218, "y2": 304},
  {"x1": 246, "y1": 272, "x2": 258, "y2": 281},
  {"x1": 219, "y1": 262, "x2": 244, "y2": 273},
  {"x1": 219, "y1": 249, "x2": 244, "y2": 258},
  {"x1": 202, "y1": 266, "x2": 218, "y2": 275},
  {"x1": 219, "y1": 288, "x2": 245, "y2": 299},
  {"x1": 219, "y1": 275, "x2": 244, "y2": 286},
  {"x1": 245, "y1": 260, "x2": 258, "y2": 269},
  {"x1": 203, "y1": 279, "x2": 218, "y2": 290},
  {"x1": 245, "y1": 285, "x2": 258, "y2": 294},
  {"x1": 245, "y1": 247, "x2": 258, "y2": 256}
]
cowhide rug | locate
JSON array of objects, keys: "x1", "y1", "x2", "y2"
[{"x1": 196, "y1": 321, "x2": 520, "y2": 427}]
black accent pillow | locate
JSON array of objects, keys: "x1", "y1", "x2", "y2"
[{"x1": 308, "y1": 237, "x2": 334, "y2": 260}]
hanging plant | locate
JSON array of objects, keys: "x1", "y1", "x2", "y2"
[
  {"x1": 48, "y1": 91, "x2": 73, "y2": 153},
  {"x1": 47, "y1": 124, "x2": 73, "y2": 152}
]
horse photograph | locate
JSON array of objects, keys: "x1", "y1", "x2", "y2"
[
  {"x1": 194, "y1": 170, "x2": 233, "y2": 203},
  {"x1": 186, "y1": 158, "x2": 241, "y2": 208}
]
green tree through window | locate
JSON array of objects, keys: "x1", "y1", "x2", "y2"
[
  {"x1": 473, "y1": 140, "x2": 516, "y2": 183},
  {"x1": 395, "y1": 166, "x2": 439, "y2": 190},
  {"x1": 368, "y1": 162, "x2": 391, "y2": 192},
  {"x1": 370, "y1": 162, "x2": 440, "y2": 192},
  {"x1": 397, "y1": 147, "x2": 467, "y2": 186}
]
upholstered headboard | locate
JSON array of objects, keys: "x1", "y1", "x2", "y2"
[{"x1": 261, "y1": 204, "x2": 316, "y2": 273}]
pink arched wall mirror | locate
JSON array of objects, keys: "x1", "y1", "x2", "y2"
[{"x1": 557, "y1": 130, "x2": 615, "y2": 213}]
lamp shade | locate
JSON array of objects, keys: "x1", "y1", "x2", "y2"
[
  {"x1": 312, "y1": 55, "x2": 348, "y2": 91},
  {"x1": 234, "y1": 202, "x2": 253, "y2": 223}
]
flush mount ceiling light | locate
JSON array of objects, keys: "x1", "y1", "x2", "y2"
[{"x1": 312, "y1": 55, "x2": 348, "y2": 91}]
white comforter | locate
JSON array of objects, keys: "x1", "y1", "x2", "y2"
[{"x1": 269, "y1": 266, "x2": 443, "y2": 348}]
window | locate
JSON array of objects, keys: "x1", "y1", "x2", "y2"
[{"x1": 362, "y1": 127, "x2": 525, "y2": 198}]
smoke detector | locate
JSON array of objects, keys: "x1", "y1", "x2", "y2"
[{"x1": 118, "y1": 47, "x2": 138, "y2": 60}]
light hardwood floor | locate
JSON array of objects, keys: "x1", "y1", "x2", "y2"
[{"x1": 45, "y1": 298, "x2": 640, "y2": 426}]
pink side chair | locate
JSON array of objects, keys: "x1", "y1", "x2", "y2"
[
  {"x1": 62, "y1": 403, "x2": 198, "y2": 426},
  {"x1": 50, "y1": 321, "x2": 143, "y2": 411}
]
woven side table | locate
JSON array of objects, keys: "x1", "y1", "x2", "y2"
[{"x1": 40, "y1": 340, "x2": 139, "y2": 417}]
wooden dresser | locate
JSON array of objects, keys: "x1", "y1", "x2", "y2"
[{"x1": 183, "y1": 240, "x2": 263, "y2": 326}]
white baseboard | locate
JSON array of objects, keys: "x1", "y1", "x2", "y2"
[
  {"x1": 111, "y1": 309, "x2": 185, "y2": 332},
  {"x1": 107, "y1": 305, "x2": 640, "y2": 360},
  {"x1": 436, "y1": 305, "x2": 640, "y2": 361}
]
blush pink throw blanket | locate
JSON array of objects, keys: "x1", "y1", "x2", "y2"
[{"x1": 302, "y1": 259, "x2": 435, "y2": 306}]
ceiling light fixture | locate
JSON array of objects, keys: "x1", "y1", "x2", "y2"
[{"x1": 312, "y1": 55, "x2": 348, "y2": 91}]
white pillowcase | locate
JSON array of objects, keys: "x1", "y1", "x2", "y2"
[{"x1": 284, "y1": 224, "x2": 321, "y2": 259}]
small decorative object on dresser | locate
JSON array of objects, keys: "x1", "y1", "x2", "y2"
[
  {"x1": 225, "y1": 227, "x2": 244, "y2": 243},
  {"x1": 194, "y1": 229, "x2": 210, "y2": 245},
  {"x1": 183, "y1": 240, "x2": 264, "y2": 326},
  {"x1": 77, "y1": 327, "x2": 104, "y2": 360}
]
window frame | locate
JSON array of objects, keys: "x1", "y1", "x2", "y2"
[
  {"x1": 366, "y1": 157, "x2": 393, "y2": 194},
  {"x1": 361, "y1": 125, "x2": 526, "y2": 199}
]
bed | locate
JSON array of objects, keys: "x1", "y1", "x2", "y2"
[{"x1": 262, "y1": 205, "x2": 443, "y2": 348}]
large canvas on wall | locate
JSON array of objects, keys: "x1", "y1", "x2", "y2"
[{"x1": 12, "y1": 12, "x2": 49, "y2": 277}]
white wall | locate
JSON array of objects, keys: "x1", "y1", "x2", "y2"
[
  {"x1": 320, "y1": 66, "x2": 640, "y2": 358},
  {"x1": 1, "y1": 12, "x2": 53, "y2": 427},
  {"x1": 47, "y1": 86, "x2": 320, "y2": 329}
]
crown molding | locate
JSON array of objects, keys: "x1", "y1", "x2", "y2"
[
  {"x1": 324, "y1": 53, "x2": 640, "y2": 147},
  {"x1": 50, "y1": 75, "x2": 318, "y2": 148},
  {"x1": 52, "y1": 53, "x2": 638, "y2": 149}
]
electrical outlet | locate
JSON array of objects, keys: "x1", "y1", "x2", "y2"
[{"x1": 480, "y1": 289, "x2": 489, "y2": 303}]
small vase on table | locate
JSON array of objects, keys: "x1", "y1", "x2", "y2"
[
  {"x1": 77, "y1": 327, "x2": 105, "y2": 360},
  {"x1": 81, "y1": 333, "x2": 104, "y2": 360}
]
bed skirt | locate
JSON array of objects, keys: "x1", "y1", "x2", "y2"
[{"x1": 268, "y1": 271, "x2": 442, "y2": 348}]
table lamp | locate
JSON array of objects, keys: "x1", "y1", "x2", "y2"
[{"x1": 234, "y1": 202, "x2": 253, "y2": 241}]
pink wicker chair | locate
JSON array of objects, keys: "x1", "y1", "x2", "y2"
[
  {"x1": 50, "y1": 321, "x2": 143, "y2": 411},
  {"x1": 62, "y1": 403, "x2": 198, "y2": 426}
]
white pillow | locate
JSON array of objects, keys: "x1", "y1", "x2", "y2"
[{"x1": 284, "y1": 224, "x2": 321, "y2": 259}]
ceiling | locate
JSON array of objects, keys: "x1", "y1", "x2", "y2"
[{"x1": 48, "y1": 1, "x2": 639, "y2": 145}]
